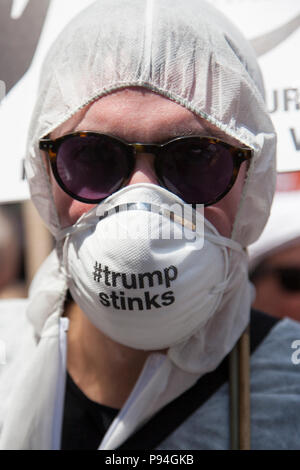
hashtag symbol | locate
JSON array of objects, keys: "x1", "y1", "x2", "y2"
[{"x1": 93, "y1": 262, "x2": 102, "y2": 282}]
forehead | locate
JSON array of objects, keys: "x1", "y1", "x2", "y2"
[{"x1": 51, "y1": 88, "x2": 240, "y2": 145}]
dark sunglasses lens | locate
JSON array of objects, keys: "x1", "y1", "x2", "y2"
[
  {"x1": 278, "y1": 268, "x2": 300, "y2": 292},
  {"x1": 56, "y1": 135, "x2": 130, "y2": 201},
  {"x1": 159, "y1": 139, "x2": 234, "y2": 204}
]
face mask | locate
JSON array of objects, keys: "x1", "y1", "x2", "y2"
[{"x1": 58, "y1": 183, "x2": 243, "y2": 350}]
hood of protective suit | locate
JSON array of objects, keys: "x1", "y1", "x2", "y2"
[
  {"x1": 26, "y1": 0, "x2": 276, "y2": 245},
  {"x1": 0, "y1": 0, "x2": 276, "y2": 450}
]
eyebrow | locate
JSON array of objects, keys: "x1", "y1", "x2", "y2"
[
  {"x1": 166, "y1": 124, "x2": 241, "y2": 146},
  {"x1": 67, "y1": 123, "x2": 227, "y2": 141},
  {"x1": 55, "y1": 126, "x2": 242, "y2": 149},
  {"x1": 60, "y1": 114, "x2": 241, "y2": 147}
]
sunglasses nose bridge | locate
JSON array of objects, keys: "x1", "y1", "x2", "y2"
[
  {"x1": 130, "y1": 142, "x2": 161, "y2": 158},
  {"x1": 126, "y1": 143, "x2": 160, "y2": 187}
]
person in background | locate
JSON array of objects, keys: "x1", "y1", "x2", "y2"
[
  {"x1": 0, "y1": 206, "x2": 25, "y2": 299},
  {"x1": 1, "y1": 0, "x2": 300, "y2": 450},
  {"x1": 249, "y1": 174, "x2": 300, "y2": 321}
]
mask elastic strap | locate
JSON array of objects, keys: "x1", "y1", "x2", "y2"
[
  {"x1": 204, "y1": 231, "x2": 244, "y2": 254},
  {"x1": 58, "y1": 232, "x2": 77, "y2": 286},
  {"x1": 229, "y1": 324, "x2": 251, "y2": 450},
  {"x1": 56, "y1": 218, "x2": 97, "y2": 243}
]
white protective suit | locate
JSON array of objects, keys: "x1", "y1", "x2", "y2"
[{"x1": 0, "y1": 0, "x2": 278, "y2": 450}]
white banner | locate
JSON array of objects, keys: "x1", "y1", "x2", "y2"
[
  {"x1": 0, "y1": 0, "x2": 299, "y2": 203},
  {"x1": 0, "y1": 0, "x2": 94, "y2": 203},
  {"x1": 210, "y1": 0, "x2": 300, "y2": 172}
]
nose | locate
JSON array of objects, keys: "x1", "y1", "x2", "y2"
[{"x1": 127, "y1": 152, "x2": 159, "y2": 186}]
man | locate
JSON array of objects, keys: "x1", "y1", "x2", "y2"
[
  {"x1": 249, "y1": 187, "x2": 300, "y2": 321},
  {"x1": 1, "y1": 0, "x2": 300, "y2": 450},
  {"x1": 0, "y1": 207, "x2": 24, "y2": 299}
]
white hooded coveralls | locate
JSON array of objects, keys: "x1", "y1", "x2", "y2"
[{"x1": 1, "y1": 0, "x2": 300, "y2": 450}]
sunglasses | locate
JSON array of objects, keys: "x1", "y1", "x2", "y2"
[
  {"x1": 39, "y1": 131, "x2": 252, "y2": 206},
  {"x1": 252, "y1": 266, "x2": 300, "y2": 293}
]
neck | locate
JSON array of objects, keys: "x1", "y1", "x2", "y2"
[{"x1": 65, "y1": 301, "x2": 162, "y2": 409}]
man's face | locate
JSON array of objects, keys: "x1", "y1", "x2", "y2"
[{"x1": 49, "y1": 88, "x2": 247, "y2": 237}]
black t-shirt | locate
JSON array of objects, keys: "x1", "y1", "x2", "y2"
[{"x1": 60, "y1": 373, "x2": 119, "y2": 450}]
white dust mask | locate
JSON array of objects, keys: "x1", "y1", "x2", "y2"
[{"x1": 58, "y1": 183, "x2": 243, "y2": 350}]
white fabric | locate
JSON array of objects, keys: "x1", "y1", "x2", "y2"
[
  {"x1": 26, "y1": 0, "x2": 276, "y2": 244},
  {"x1": 0, "y1": 0, "x2": 276, "y2": 449},
  {"x1": 61, "y1": 183, "x2": 245, "y2": 352},
  {"x1": 0, "y1": 300, "x2": 34, "y2": 435}
]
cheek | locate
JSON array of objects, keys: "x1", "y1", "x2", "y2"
[
  {"x1": 204, "y1": 206, "x2": 232, "y2": 238},
  {"x1": 51, "y1": 173, "x2": 96, "y2": 227},
  {"x1": 281, "y1": 295, "x2": 300, "y2": 322},
  {"x1": 204, "y1": 162, "x2": 247, "y2": 238}
]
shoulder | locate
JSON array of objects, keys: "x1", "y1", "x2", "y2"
[
  {"x1": 247, "y1": 314, "x2": 300, "y2": 449},
  {"x1": 158, "y1": 312, "x2": 300, "y2": 450},
  {"x1": 250, "y1": 310, "x2": 300, "y2": 372},
  {"x1": 0, "y1": 297, "x2": 29, "y2": 316},
  {"x1": 0, "y1": 298, "x2": 31, "y2": 348},
  {"x1": 0, "y1": 298, "x2": 35, "y2": 431},
  {"x1": 0, "y1": 298, "x2": 35, "y2": 372}
]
